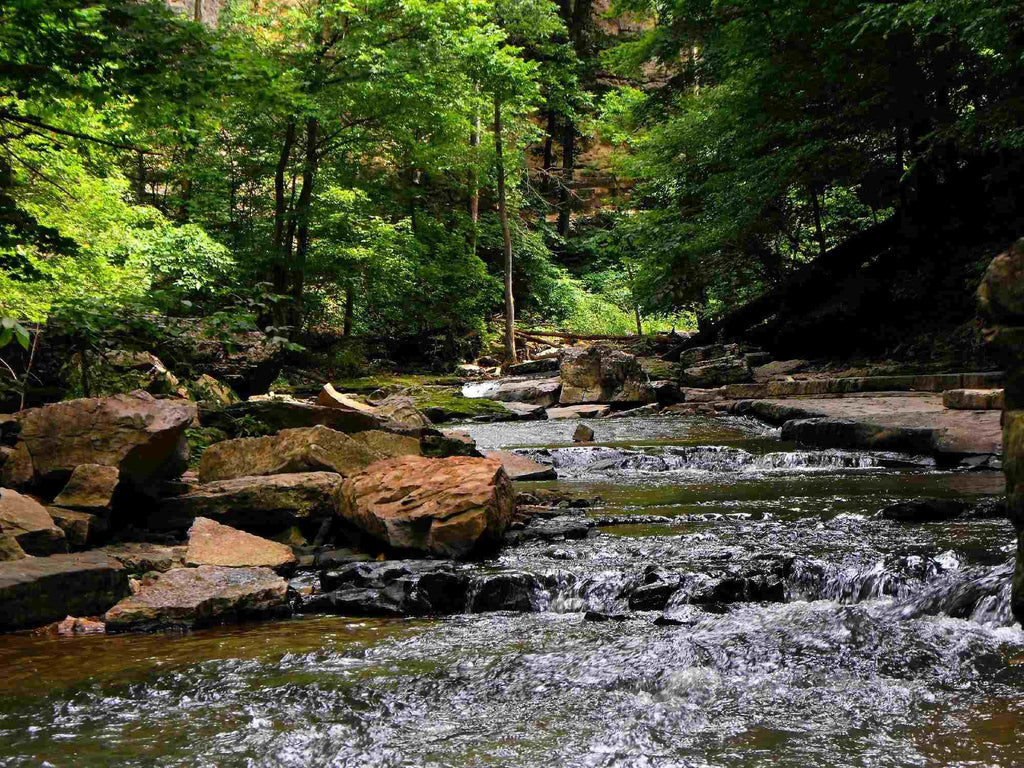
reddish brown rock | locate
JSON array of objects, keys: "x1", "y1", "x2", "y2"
[
  {"x1": 185, "y1": 517, "x2": 297, "y2": 571},
  {"x1": 336, "y1": 456, "x2": 514, "y2": 558},
  {"x1": 48, "y1": 508, "x2": 108, "y2": 549},
  {"x1": 199, "y1": 425, "x2": 383, "y2": 483},
  {"x1": 0, "y1": 487, "x2": 66, "y2": 556},
  {"x1": 481, "y1": 450, "x2": 557, "y2": 481},
  {"x1": 559, "y1": 347, "x2": 655, "y2": 405},
  {"x1": 51, "y1": 464, "x2": 120, "y2": 512},
  {"x1": 317, "y1": 384, "x2": 376, "y2": 413},
  {"x1": 104, "y1": 565, "x2": 290, "y2": 632},
  {"x1": 1, "y1": 392, "x2": 195, "y2": 493}
]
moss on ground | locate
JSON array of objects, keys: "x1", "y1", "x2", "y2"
[
  {"x1": 332, "y1": 374, "x2": 463, "y2": 393},
  {"x1": 409, "y1": 387, "x2": 508, "y2": 420}
]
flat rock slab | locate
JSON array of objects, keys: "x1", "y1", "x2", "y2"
[
  {"x1": 153, "y1": 471, "x2": 342, "y2": 533},
  {"x1": 186, "y1": 517, "x2": 296, "y2": 571},
  {"x1": 736, "y1": 396, "x2": 1001, "y2": 459},
  {"x1": 482, "y1": 450, "x2": 557, "y2": 481},
  {"x1": 99, "y1": 542, "x2": 187, "y2": 575},
  {"x1": 943, "y1": 389, "x2": 1005, "y2": 411},
  {"x1": 498, "y1": 402, "x2": 548, "y2": 420},
  {"x1": 505, "y1": 359, "x2": 560, "y2": 376},
  {"x1": 0, "y1": 551, "x2": 128, "y2": 631},
  {"x1": 199, "y1": 400, "x2": 387, "y2": 436},
  {"x1": 546, "y1": 404, "x2": 611, "y2": 420},
  {"x1": 104, "y1": 565, "x2": 290, "y2": 632}
]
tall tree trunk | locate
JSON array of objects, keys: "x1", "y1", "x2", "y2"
[
  {"x1": 542, "y1": 108, "x2": 556, "y2": 194},
  {"x1": 558, "y1": 119, "x2": 574, "y2": 236},
  {"x1": 290, "y1": 117, "x2": 320, "y2": 330},
  {"x1": 494, "y1": 97, "x2": 516, "y2": 364},
  {"x1": 343, "y1": 284, "x2": 354, "y2": 337},
  {"x1": 624, "y1": 259, "x2": 643, "y2": 336},
  {"x1": 468, "y1": 111, "x2": 481, "y2": 256},
  {"x1": 134, "y1": 151, "x2": 146, "y2": 204},
  {"x1": 271, "y1": 121, "x2": 297, "y2": 299}
]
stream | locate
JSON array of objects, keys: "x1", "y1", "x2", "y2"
[{"x1": 0, "y1": 414, "x2": 1020, "y2": 767}]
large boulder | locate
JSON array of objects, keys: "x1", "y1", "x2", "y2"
[
  {"x1": 559, "y1": 347, "x2": 654, "y2": 405},
  {"x1": 101, "y1": 350, "x2": 182, "y2": 396},
  {"x1": 468, "y1": 377, "x2": 562, "y2": 406},
  {"x1": 0, "y1": 551, "x2": 128, "y2": 631},
  {"x1": 153, "y1": 471, "x2": 342, "y2": 533},
  {"x1": 198, "y1": 425, "x2": 394, "y2": 483},
  {"x1": 336, "y1": 456, "x2": 515, "y2": 558},
  {"x1": 185, "y1": 517, "x2": 297, "y2": 571},
  {"x1": 374, "y1": 396, "x2": 433, "y2": 429},
  {"x1": 317, "y1": 384, "x2": 376, "y2": 413},
  {"x1": 1, "y1": 392, "x2": 195, "y2": 494},
  {"x1": 0, "y1": 487, "x2": 67, "y2": 556},
  {"x1": 680, "y1": 357, "x2": 753, "y2": 387},
  {"x1": 979, "y1": 238, "x2": 1024, "y2": 624},
  {"x1": 199, "y1": 400, "x2": 387, "y2": 437},
  {"x1": 104, "y1": 565, "x2": 290, "y2": 632}
]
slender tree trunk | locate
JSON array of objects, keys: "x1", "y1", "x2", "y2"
[
  {"x1": 290, "y1": 117, "x2": 320, "y2": 329},
  {"x1": 542, "y1": 108, "x2": 556, "y2": 194},
  {"x1": 135, "y1": 151, "x2": 146, "y2": 204},
  {"x1": 271, "y1": 121, "x2": 297, "y2": 298},
  {"x1": 624, "y1": 260, "x2": 643, "y2": 336},
  {"x1": 468, "y1": 111, "x2": 481, "y2": 255},
  {"x1": 343, "y1": 284, "x2": 354, "y2": 337},
  {"x1": 810, "y1": 188, "x2": 826, "y2": 258},
  {"x1": 558, "y1": 119, "x2": 574, "y2": 236},
  {"x1": 494, "y1": 97, "x2": 516, "y2": 363}
]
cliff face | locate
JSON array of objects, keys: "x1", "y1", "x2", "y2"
[{"x1": 978, "y1": 238, "x2": 1024, "y2": 623}]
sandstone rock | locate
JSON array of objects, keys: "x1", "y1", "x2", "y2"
[
  {"x1": 0, "y1": 551, "x2": 128, "y2": 631},
  {"x1": 273, "y1": 526, "x2": 308, "y2": 548},
  {"x1": 422, "y1": 430, "x2": 480, "y2": 458},
  {"x1": 559, "y1": 347, "x2": 654, "y2": 405},
  {"x1": 1, "y1": 392, "x2": 195, "y2": 493},
  {"x1": 186, "y1": 517, "x2": 296, "y2": 571},
  {"x1": 154, "y1": 471, "x2": 342, "y2": 533},
  {"x1": 546, "y1": 404, "x2": 611, "y2": 419},
  {"x1": 51, "y1": 464, "x2": 119, "y2": 512},
  {"x1": 650, "y1": 380, "x2": 683, "y2": 404},
  {"x1": 573, "y1": 424, "x2": 595, "y2": 443},
  {"x1": 0, "y1": 488, "x2": 66, "y2": 556},
  {"x1": 492, "y1": 377, "x2": 562, "y2": 406},
  {"x1": 103, "y1": 350, "x2": 181, "y2": 396},
  {"x1": 533, "y1": 347, "x2": 561, "y2": 361},
  {"x1": 352, "y1": 430, "x2": 422, "y2": 457},
  {"x1": 336, "y1": 456, "x2": 514, "y2": 558},
  {"x1": 317, "y1": 383, "x2": 376, "y2": 413},
  {"x1": 374, "y1": 396, "x2": 432, "y2": 429},
  {"x1": 199, "y1": 400, "x2": 385, "y2": 438},
  {"x1": 497, "y1": 402, "x2": 548, "y2": 420},
  {"x1": 99, "y1": 542, "x2": 187, "y2": 575},
  {"x1": 505, "y1": 358, "x2": 560, "y2": 376},
  {"x1": 681, "y1": 387, "x2": 727, "y2": 403},
  {"x1": 481, "y1": 450, "x2": 557, "y2": 481},
  {"x1": 978, "y1": 238, "x2": 1024, "y2": 324},
  {"x1": 753, "y1": 359, "x2": 807, "y2": 382},
  {"x1": 48, "y1": 508, "x2": 107, "y2": 549},
  {"x1": 42, "y1": 615, "x2": 106, "y2": 635},
  {"x1": 604, "y1": 403, "x2": 661, "y2": 419},
  {"x1": 199, "y1": 425, "x2": 383, "y2": 483},
  {"x1": 191, "y1": 374, "x2": 239, "y2": 406},
  {"x1": 678, "y1": 343, "x2": 743, "y2": 367},
  {"x1": 942, "y1": 389, "x2": 1005, "y2": 411},
  {"x1": 680, "y1": 357, "x2": 752, "y2": 387},
  {"x1": 104, "y1": 565, "x2": 290, "y2": 632}
]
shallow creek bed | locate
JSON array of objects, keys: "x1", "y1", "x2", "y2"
[{"x1": 0, "y1": 413, "x2": 1021, "y2": 767}]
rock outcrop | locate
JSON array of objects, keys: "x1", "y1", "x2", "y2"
[
  {"x1": 1, "y1": 392, "x2": 195, "y2": 493},
  {"x1": 185, "y1": 517, "x2": 297, "y2": 571},
  {"x1": 559, "y1": 347, "x2": 654, "y2": 405},
  {"x1": 198, "y1": 425, "x2": 386, "y2": 483},
  {"x1": 978, "y1": 237, "x2": 1024, "y2": 623},
  {"x1": 153, "y1": 471, "x2": 342, "y2": 532},
  {"x1": 104, "y1": 565, "x2": 290, "y2": 632},
  {"x1": 943, "y1": 389, "x2": 1005, "y2": 411},
  {"x1": 0, "y1": 488, "x2": 67, "y2": 556},
  {"x1": 336, "y1": 456, "x2": 515, "y2": 558},
  {"x1": 0, "y1": 551, "x2": 128, "y2": 631}
]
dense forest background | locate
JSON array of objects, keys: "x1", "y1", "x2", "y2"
[{"x1": 2, "y1": 0, "x2": 1023, "y2": 392}]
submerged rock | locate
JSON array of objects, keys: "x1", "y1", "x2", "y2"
[
  {"x1": 0, "y1": 551, "x2": 128, "y2": 631},
  {"x1": 880, "y1": 499, "x2": 968, "y2": 523},
  {"x1": 336, "y1": 456, "x2": 514, "y2": 558},
  {"x1": 104, "y1": 565, "x2": 290, "y2": 632}
]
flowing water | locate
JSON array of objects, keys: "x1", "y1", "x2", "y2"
[{"x1": 1, "y1": 414, "x2": 1021, "y2": 767}]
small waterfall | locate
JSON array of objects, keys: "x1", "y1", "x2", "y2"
[{"x1": 892, "y1": 559, "x2": 1016, "y2": 628}]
